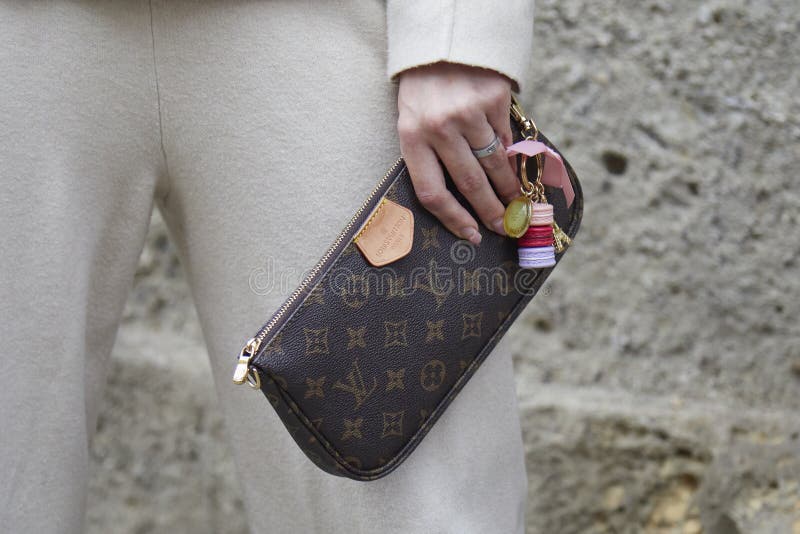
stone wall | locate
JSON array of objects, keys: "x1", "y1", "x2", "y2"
[{"x1": 87, "y1": 1, "x2": 800, "y2": 532}]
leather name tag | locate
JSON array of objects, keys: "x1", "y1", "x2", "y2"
[{"x1": 355, "y1": 198, "x2": 414, "y2": 267}]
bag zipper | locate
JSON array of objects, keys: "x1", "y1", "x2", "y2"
[{"x1": 233, "y1": 156, "x2": 404, "y2": 387}]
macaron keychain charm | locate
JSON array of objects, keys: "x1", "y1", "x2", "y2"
[
  {"x1": 513, "y1": 153, "x2": 557, "y2": 269},
  {"x1": 518, "y1": 202, "x2": 556, "y2": 269},
  {"x1": 504, "y1": 96, "x2": 573, "y2": 267}
]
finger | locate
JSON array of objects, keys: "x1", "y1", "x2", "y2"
[
  {"x1": 486, "y1": 94, "x2": 519, "y2": 188},
  {"x1": 433, "y1": 134, "x2": 507, "y2": 236},
  {"x1": 400, "y1": 137, "x2": 482, "y2": 244},
  {"x1": 487, "y1": 91, "x2": 514, "y2": 149},
  {"x1": 463, "y1": 118, "x2": 520, "y2": 205}
]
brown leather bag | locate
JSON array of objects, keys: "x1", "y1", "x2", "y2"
[{"x1": 231, "y1": 98, "x2": 584, "y2": 480}]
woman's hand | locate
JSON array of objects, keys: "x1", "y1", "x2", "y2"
[{"x1": 397, "y1": 61, "x2": 520, "y2": 245}]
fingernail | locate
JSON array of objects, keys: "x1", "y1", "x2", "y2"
[
  {"x1": 461, "y1": 227, "x2": 482, "y2": 245},
  {"x1": 492, "y1": 217, "x2": 506, "y2": 236}
]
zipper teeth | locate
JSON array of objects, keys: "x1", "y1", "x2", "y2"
[{"x1": 251, "y1": 156, "x2": 404, "y2": 348}]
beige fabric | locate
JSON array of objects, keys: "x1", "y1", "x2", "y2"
[
  {"x1": 0, "y1": 1, "x2": 533, "y2": 532},
  {"x1": 387, "y1": 0, "x2": 535, "y2": 91}
]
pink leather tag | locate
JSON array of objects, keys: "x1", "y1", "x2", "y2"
[{"x1": 505, "y1": 140, "x2": 575, "y2": 208}]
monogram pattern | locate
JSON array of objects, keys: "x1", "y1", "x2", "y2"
[
  {"x1": 420, "y1": 359, "x2": 447, "y2": 392},
  {"x1": 385, "y1": 369, "x2": 405, "y2": 392},
  {"x1": 332, "y1": 358, "x2": 377, "y2": 411},
  {"x1": 383, "y1": 320, "x2": 409, "y2": 348},
  {"x1": 341, "y1": 417, "x2": 364, "y2": 441},
  {"x1": 425, "y1": 319, "x2": 445, "y2": 343},
  {"x1": 304, "y1": 377, "x2": 325, "y2": 399},
  {"x1": 249, "y1": 129, "x2": 583, "y2": 480},
  {"x1": 461, "y1": 312, "x2": 483, "y2": 339},
  {"x1": 412, "y1": 258, "x2": 451, "y2": 309},
  {"x1": 346, "y1": 326, "x2": 367, "y2": 349},
  {"x1": 380, "y1": 411, "x2": 404, "y2": 439},
  {"x1": 303, "y1": 327, "x2": 329, "y2": 355}
]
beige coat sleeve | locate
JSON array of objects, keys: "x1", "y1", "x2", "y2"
[{"x1": 386, "y1": 0, "x2": 535, "y2": 92}]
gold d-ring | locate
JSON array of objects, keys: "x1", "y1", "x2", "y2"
[
  {"x1": 519, "y1": 153, "x2": 544, "y2": 199},
  {"x1": 246, "y1": 368, "x2": 261, "y2": 389}
]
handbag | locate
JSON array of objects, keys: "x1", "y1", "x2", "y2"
[{"x1": 231, "y1": 96, "x2": 584, "y2": 481}]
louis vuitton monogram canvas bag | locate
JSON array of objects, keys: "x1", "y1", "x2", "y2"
[{"x1": 231, "y1": 98, "x2": 584, "y2": 481}]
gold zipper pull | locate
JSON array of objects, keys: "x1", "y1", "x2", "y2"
[
  {"x1": 552, "y1": 221, "x2": 572, "y2": 253},
  {"x1": 233, "y1": 337, "x2": 262, "y2": 388}
]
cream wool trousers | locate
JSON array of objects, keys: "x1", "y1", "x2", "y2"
[{"x1": 0, "y1": 2, "x2": 532, "y2": 532}]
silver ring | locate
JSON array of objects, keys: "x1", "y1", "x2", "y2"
[{"x1": 470, "y1": 134, "x2": 501, "y2": 159}]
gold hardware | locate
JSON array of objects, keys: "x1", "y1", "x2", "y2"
[
  {"x1": 519, "y1": 152, "x2": 533, "y2": 193},
  {"x1": 511, "y1": 94, "x2": 538, "y2": 140},
  {"x1": 515, "y1": 96, "x2": 543, "y2": 200},
  {"x1": 519, "y1": 152, "x2": 545, "y2": 203},
  {"x1": 246, "y1": 367, "x2": 261, "y2": 389},
  {"x1": 552, "y1": 221, "x2": 572, "y2": 253},
  {"x1": 512, "y1": 97, "x2": 571, "y2": 252},
  {"x1": 232, "y1": 337, "x2": 262, "y2": 387}
]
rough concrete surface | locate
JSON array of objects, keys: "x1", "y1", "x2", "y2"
[{"x1": 87, "y1": 1, "x2": 800, "y2": 533}]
